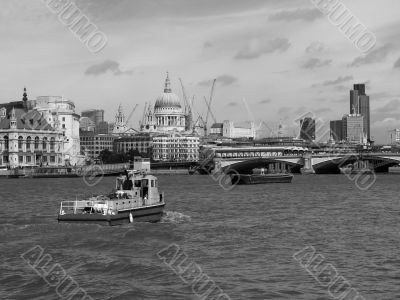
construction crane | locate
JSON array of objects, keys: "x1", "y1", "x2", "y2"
[
  {"x1": 124, "y1": 103, "x2": 139, "y2": 128},
  {"x1": 203, "y1": 96, "x2": 217, "y2": 125},
  {"x1": 204, "y1": 78, "x2": 216, "y2": 136},
  {"x1": 141, "y1": 102, "x2": 148, "y2": 127},
  {"x1": 179, "y1": 78, "x2": 194, "y2": 131}
]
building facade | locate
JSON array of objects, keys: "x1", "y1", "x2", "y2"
[
  {"x1": 29, "y1": 96, "x2": 81, "y2": 164},
  {"x1": 0, "y1": 95, "x2": 64, "y2": 168},
  {"x1": 113, "y1": 134, "x2": 153, "y2": 157},
  {"x1": 330, "y1": 120, "x2": 343, "y2": 142},
  {"x1": 80, "y1": 132, "x2": 115, "y2": 158},
  {"x1": 81, "y1": 109, "x2": 104, "y2": 127},
  {"x1": 152, "y1": 134, "x2": 199, "y2": 162},
  {"x1": 342, "y1": 114, "x2": 365, "y2": 144},
  {"x1": 350, "y1": 84, "x2": 370, "y2": 141},
  {"x1": 222, "y1": 120, "x2": 256, "y2": 139}
]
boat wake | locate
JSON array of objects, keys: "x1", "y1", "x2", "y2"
[{"x1": 160, "y1": 211, "x2": 191, "y2": 224}]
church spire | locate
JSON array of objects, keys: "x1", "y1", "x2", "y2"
[
  {"x1": 164, "y1": 72, "x2": 171, "y2": 93},
  {"x1": 22, "y1": 87, "x2": 28, "y2": 110},
  {"x1": 22, "y1": 87, "x2": 28, "y2": 102}
]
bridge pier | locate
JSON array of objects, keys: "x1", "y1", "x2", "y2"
[{"x1": 300, "y1": 153, "x2": 315, "y2": 174}]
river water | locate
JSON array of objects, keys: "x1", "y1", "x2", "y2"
[{"x1": 0, "y1": 174, "x2": 399, "y2": 300}]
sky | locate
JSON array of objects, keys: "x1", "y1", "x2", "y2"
[{"x1": 0, "y1": 0, "x2": 399, "y2": 143}]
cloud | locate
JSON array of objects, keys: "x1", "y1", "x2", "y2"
[
  {"x1": 394, "y1": 58, "x2": 400, "y2": 68},
  {"x1": 235, "y1": 38, "x2": 290, "y2": 60},
  {"x1": 372, "y1": 118, "x2": 400, "y2": 129},
  {"x1": 269, "y1": 8, "x2": 322, "y2": 22},
  {"x1": 198, "y1": 75, "x2": 238, "y2": 86},
  {"x1": 85, "y1": 60, "x2": 133, "y2": 76},
  {"x1": 278, "y1": 107, "x2": 292, "y2": 115},
  {"x1": 301, "y1": 58, "x2": 332, "y2": 69},
  {"x1": 227, "y1": 102, "x2": 238, "y2": 107},
  {"x1": 305, "y1": 42, "x2": 327, "y2": 54},
  {"x1": 204, "y1": 41, "x2": 213, "y2": 48},
  {"x1": 322, "y1": 75, "x2": 353, "y2": 86},
  {"x1": 349, "y1": 44, "x2": 394, "y2": 67},
  {"x1": 375, "y1": 99, "x2": 400, "y2": 113},
  {"x1": 315, "y1": 107, "x2": 332, "y2": 114},
  {"x1": 259, "y1": 98, "x2": 272, "y2": 104}
]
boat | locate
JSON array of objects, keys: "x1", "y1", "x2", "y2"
[
  {"x1": 230, "y1": 168, "x2": 293, "y2": 185},
  {"x1": 57, "y1": 170, "x2": 165, "y2": 225},
  {"x1": 388, "y1": 165, "x2": 400, "y2": 174},
  {"x1": 340, "y1": 163, "x2": 374, "y2": 175},
  {"x1": 24, "y1": 167, "x2": 80, "y2": 178}
]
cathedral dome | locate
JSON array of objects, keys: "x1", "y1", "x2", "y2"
[{"x1": 154, "y1": 73, "x2": 182, "y2": 110}]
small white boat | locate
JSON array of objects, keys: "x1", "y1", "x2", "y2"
[
  {"x1": 57, "y1": 171, "x2": 165, "y2": 226},
  {"x1": 388, "y1": 165, "x2": 400, "y2": 174}
]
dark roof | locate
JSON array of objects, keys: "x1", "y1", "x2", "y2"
[
  {"x1": 0, "y1": 108, "x2": 53, "y2": 131},
  {"x1": 0, "y1": 101, "x2": 24, "y2": 112},
  {"x1": 211, "y1": 123, "x2": 223, "y2": 129}
]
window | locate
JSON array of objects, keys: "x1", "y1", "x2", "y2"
[
  {"x1": 19, "y1": 156, "x2": 23, "y2": 163},
  {"x1": 4, "y1": 136, "x2": 8, "y2": 149},
  {"x1": 42, "y1": 138, "x2": 47, "y2": 152},
  {"x1": 34, "y1": 137, "x2": 39, "y2": 150},
  {"x1": 62, "y1": 117, "x2": 65, "y2": 122},
  {"x1": 42, "y1": 156, "x2": 47, "y2": 162},
  {"x1": 62, "y1": 124, "x2": 65, "y2": 129},
  {"x1": 26, "y1": 156, "x2": 31, "y2": 163},
  {"x1": 50, "y1": 156, "x2": 55, "y2": 163},
  {"x1": 18, "y1": 136, "x2": 23, "y2": 150},
  {"x1": 50, "y1": 138, "x2": 55, "y2": 151},
  {"x1": 26, "y1": 137, "x2": 31, "y2": 151}
]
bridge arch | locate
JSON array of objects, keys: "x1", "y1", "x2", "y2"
[{"x1": 221, "y1": 158, "x2": 302, "y2": 174}]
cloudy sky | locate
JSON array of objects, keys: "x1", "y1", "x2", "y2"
[{"x1": 0, "y1": 0, "x2": 399, "y2": 143}]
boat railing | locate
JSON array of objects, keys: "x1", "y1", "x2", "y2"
[{"x1": 59, "y1": 199, "x2": 113, "y2": 216}]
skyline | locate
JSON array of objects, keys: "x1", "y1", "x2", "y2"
[{"x1": 1, "y1": 0, "x2": 400, "y2": 143}]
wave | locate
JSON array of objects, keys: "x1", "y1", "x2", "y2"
[{"x1": 160, "y1": 211, "x2": 191, "y2": 224}]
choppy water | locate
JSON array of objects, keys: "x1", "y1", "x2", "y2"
[{"x1": 0, "y1": 174, "x2": 399, "y2": 300}]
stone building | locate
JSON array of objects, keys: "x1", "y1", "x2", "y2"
[
  {"x1": 152, "y1": 133, "x2": 199, "y2": 162},
  {"x1": 0, "y1": 89, "x2": 64, "y2": 167}
]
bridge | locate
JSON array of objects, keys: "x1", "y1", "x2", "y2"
[{"x1": 201, "y1": 146, "x2": 400, "y2": 174}]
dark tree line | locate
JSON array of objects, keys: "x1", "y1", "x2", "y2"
[{"x1": 98, "y1": 149, "x2": 142, "y2": 164}]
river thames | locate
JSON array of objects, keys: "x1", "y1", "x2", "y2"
[{"x1": 0, "y1": 174, "x2": 399, "y2": 299}]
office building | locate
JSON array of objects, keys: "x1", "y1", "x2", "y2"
[
  {"x1": 300, "y1": 118, "x2": 316, "y2": 141},
  {"x1": 80, "y1": 132, "x2": 115, "y2": 158},
  {"x1": 350, "y1": 84, "x2": 370, "y2": 140},
  {"x1": 330, "y1": 120, "x2": 343, "y2": 142},
  {"x1": 342, "y1": 114, "x2": 364, "y2": 144},
  {"x1": 81, "y1": 109, "x2": 104, "y2": 127},
  {"x1": 113, "y1": 134, "x2": 153, "y2": 157},
  {"x1": 152, "y1": 133, "x2": 199, "y2": 162}
]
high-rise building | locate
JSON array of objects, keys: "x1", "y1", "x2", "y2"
[
  {"x1": 299, "y1": 118, "x2": 316, "y2": 141},
  {"x1": 350, "y1": 84, "x2": 370, "y2": 140},
  {"x1": 342, "y1": 114, "x2": 364, "y2": 144},
  {"x1": 81, "y1": 109, "x2": 104, "y2": 127},
  {"x1": 330, "y1": 120, "x2": 343, "y2": 142}
]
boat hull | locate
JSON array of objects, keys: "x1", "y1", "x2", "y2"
[
  {"x1": 232, "y1": 173, "x2": 293, "y2": 185},
  {"x1": 57, "y1": 203, "x2": 165, "y2": 226}
]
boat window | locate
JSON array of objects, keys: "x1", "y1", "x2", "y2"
[
  {"x1": 134, "y1": 180, "x2": 141, "y2": 187},
  {"x1": 142, "y1": 179, "x2": 149, "y2": 187},
  {"x1": 151, "y1": 180, "x2": 154, "y2": 187}
]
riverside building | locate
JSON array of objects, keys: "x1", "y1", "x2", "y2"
[{"x1": 0, "y1": 89, "x2": 64, "y2": 167}]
